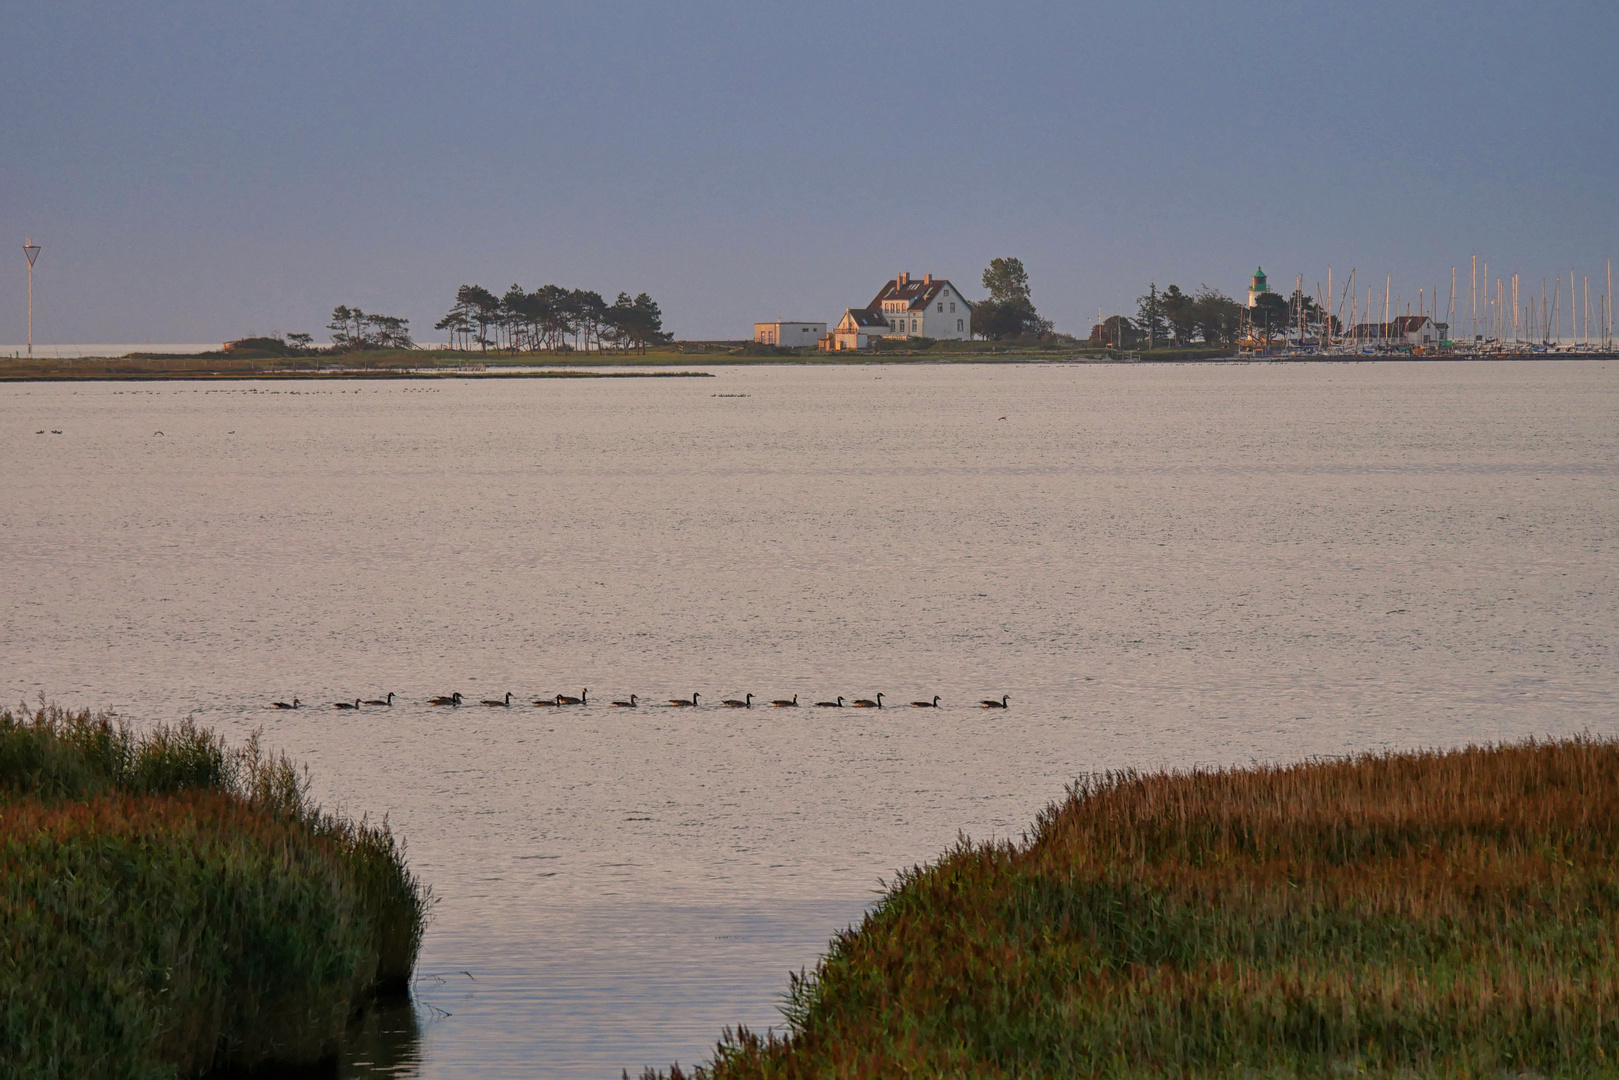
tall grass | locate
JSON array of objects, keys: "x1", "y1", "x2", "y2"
[
  {"x1": 646, "y1": 737, "x2": 1619, "y2": 1079},
  {"x1": 0, "y1": 702, "x2": 429, "y2": 1079}
]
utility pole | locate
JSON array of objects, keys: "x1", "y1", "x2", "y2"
[{"x1": 23, "y1": 238, "x2": 41, "y2": 358}]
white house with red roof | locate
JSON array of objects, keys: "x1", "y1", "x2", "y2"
[{"x1": 824, "y1": 272, "x2": 973, "y2": 349}]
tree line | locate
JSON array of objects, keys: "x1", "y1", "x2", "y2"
[
  {"x1": 1100, "y1": 283, "x2": 1342, "y2": 348},
  {"x1": 436, "y1": 284, "x2": 669, "y2": 353}
]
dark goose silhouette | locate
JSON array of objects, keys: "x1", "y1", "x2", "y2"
[
  {"x1": 722, "y1": 693, "x2": 753, "y2": 708},
  {"x1": 481, "y1": 692, "x2": 513, "y2": 707},
  {"x1": 980, "y1": 695, "x2": 1009, "y2": 709},
  {"x1": 271, "y1": 698, "x2": 300, "y2": 710},
  {"x1": 611, "y1": 694, "x2": 638, "y2": 708},
  {"x1": 769, "y1": 695, "x2": 799, "y2": 707},
  {"x1": 429, "y1": 692, "x2": 463, "y2": 707},
  {"x1": 363, "y1": 692, "x2": 395, "y2": 706},
  {"x1": 851, "y1": 693, "x2": 884, "y2": 708},
  {"x1": 668, "y1": 693, "x2": 699, "y2": 707},
  {"x1": 814, "y1": 697, "x2": 844, "y2": 708},
  {"x1": 912, "y1": 696, "x2": 940, "y2": 708}
]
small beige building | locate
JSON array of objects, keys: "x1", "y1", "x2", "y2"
[
  {"x1": 754, "y1": 321, "x2": 826, "y2": 347},
  {"x1": 826, "y1": 308, "x2": 890, "y2": 350}
]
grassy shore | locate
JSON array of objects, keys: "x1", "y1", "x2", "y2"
[
  {"x1": 647, "y1": 737, "x2": 1619, "y2": 1079},
  {"x1": 0, "y1": 703, "x2": 429, "y2": 1078},
  {"x1": 0, "y1": 340, "x2": 1240, "y2": 379}
]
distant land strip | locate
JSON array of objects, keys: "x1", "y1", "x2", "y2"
[{"x1": 0, "y1": 368, "x2": 716, "y2": 382}]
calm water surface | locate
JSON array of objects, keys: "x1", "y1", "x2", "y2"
[{"x1": 4, "y1": 362, "x2": 1616, "y2": 1076}]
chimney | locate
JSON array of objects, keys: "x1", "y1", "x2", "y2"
[
  {"x1": 923, "y1": 273, "x2": 932, "y2": 285},
  {"x1": 897, "y1": 272, "x2": 908, "y2": 288}
]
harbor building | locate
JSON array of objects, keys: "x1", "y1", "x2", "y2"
[
  {"x1": 753, "y1": 320, "x2": 826, "y2": 346},
  {"x1": 1349, "y1": 315, "x2": 1443, "y2": 346},
  {"x1": 819, "y1": 272, "x2": 973, "y2": 349}
]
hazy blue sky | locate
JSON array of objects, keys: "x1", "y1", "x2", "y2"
[{"x1": 4, "y1": 0, "x2": 1615, "y2": 343}]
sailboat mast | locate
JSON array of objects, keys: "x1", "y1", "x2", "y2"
[
  {"x1": 1470, "y1": 255, "x2": 1477, "y2": 341},
  {"x1": 1449, "y1": 266, "x2": 1456, "y2": 342}
]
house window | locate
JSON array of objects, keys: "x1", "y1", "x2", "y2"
[
  {"x1": 950, "y1": 302, "x2": 956, "y2": 312},
  {"x1": 957, "y1": 319, "x2": 964, "y2": 332},
  {"x1": 911, "y1": 319, "x2": 917, "y2": 332},
  {"x1": 937, "y1": 303, "x2": 943, "y2": 312}
]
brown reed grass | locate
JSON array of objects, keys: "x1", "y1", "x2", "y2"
[
  {"x1": 640, "y1": 737, "x2": 1619, "y2": 1079},
  {"x1": 0, "y1": 702, "x2": 429, "y2": 1078}
]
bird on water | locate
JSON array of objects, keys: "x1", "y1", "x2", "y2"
[
  {"x1": 770, "y1": 695, "x2": 799, "y2": 707},
  {"x1": 980, "y1": 695, "x2": 1009, "y2": 709},
  {"x1": 556, "y1": 689, "x2": 587, "y2": 705},
  {"x1": 271, "y1": 698, "x2": 300, "y2": 709},
  {"x1": 363, "y1": 692, "x2": 395, "y2": 707},
  {"x1": 333, "y1": 699, "x2": 361, "y2": 710},
  {"x1": 429, "y1": 692, "x2": 463, "y2": 707},
  {"x1": 912, "y1": 695, "x2": 940, "y2": 708},
  {"x1": 481, "y1": 692, "x2": 513, "y2": 707},
  {"x1": 611, "y1": 694, "x2": 638, "y2": 707},
  {"x1": 722, "y1": 693, "x2": 753, "y2": 708},
  {"x1": 668, "y1": 693, "x2": 699, "y2": 707},
  {"x1": 851, "y1": 693, "x2": 884, "y2": 708},
  {"x1": 814, "y1": 697, "x2": 845, "y2": 708},
  {"x1": 532, "y1": 696, "x2": 562, "y2": 707}
]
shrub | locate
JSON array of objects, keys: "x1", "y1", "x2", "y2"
[{"x1": 0, "y1": 703, "x2": 429, "y2": 1079}]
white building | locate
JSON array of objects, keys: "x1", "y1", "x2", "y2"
[
  {"x1": 827, "y1": 308, "x2": 890, "y2": 350},
  {"x1": 753, "y1": 321, "x2": 826, "y2": 347},
  {"x1": 1349, "y1": 315, "x2": 1442, "y2": 346},
  {"x1": 864, "y1": 272, "x2": 972, "y2": 340}
]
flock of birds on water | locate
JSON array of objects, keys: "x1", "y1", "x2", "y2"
[{"x1": 269, "y1": 690, "x2": 1011, "y2": 710}]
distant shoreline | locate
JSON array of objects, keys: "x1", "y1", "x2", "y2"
[{"x1": 3, "y1": 347, "x2": 1614, "y2": 382}]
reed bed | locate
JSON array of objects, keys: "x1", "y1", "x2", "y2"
[
  {"x1": 0, "y1": 702, "x2": 429, "y2": 1079},
  {"x1": 647, "y1": 737, "x2": 1619, "y2": 1079}
]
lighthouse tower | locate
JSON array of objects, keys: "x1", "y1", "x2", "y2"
[{"x1": 1246, "y1": 267, "x2": 1271, "y2": 308}]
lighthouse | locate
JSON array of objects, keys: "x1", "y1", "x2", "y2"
[{"x1": 1246, "y1": 267, "x2": 1271, "y2": 308}]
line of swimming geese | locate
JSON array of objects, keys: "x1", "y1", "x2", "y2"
[{"x1": 270, "y1": 691, "x2": 1011, "y2": 710}]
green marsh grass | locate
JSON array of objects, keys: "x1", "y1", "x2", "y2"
[
  {"x1": 646, "y1": 737, "x2": 1619, "y2": 1079},
  {"x1": 0, "y1": 702, "x2": 429, "y2": 1078}
]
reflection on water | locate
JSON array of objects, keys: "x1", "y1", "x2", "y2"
[
  {"x1": 343, "y1": 998, "x2": 423, "y2": 1078},
  {"x1": 4, "y1": 362, "x2": 1617, "y2": 1077}
]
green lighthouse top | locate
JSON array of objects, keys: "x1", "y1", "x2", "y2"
[{"x1": 1252, "y1": 267, "x2": 1269, "y2": 291}]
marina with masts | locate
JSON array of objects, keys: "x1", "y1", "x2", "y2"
[{"x1": 1244, "y1": 256, "x2": 1615, "y2": 358}]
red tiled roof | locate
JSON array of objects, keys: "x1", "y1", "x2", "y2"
[{"x1": 868, "y1": 277, "x2": 971, "y2": 312}]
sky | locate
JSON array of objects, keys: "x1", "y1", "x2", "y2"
[{"x1": 3, "y1": 0, "x2": 1616, "y2": 344}]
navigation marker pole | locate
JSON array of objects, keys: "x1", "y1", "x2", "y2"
[{"x1": 23, "y1": 238, "x2": 41, "y2": 358}]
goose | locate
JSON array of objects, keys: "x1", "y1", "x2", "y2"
[
  {"x1": 668, "y1": 693, "x2": 699, "y2": 707},
  {"x1": 334, "y1": 699, "x2": 361, "y2": 710},
  {"x1": 851, "y1": 693, "x2": 884, "y2": 708},
  {"x1": 814, "y1": 696, "x2": 844, "y2": 708},
  {"x1": 429, "y1": 692, "x2": 463, "y2": 707},
  {"x1": 532, "y1": 695, "x2": 562, "y2": 707},
  {"x1": 611, "y1": 694, "x2": 638, "y2": 708},
  {"x1": 481, "y1": 692, "x2": 513, "y2": 707},
  {"x1": 980, "y1": 695, "x2": 1009, "y2": 709},
  {"x1": 769, "y1": 695, "x2": 799, "y2": 707},
  {"x1": 362, "y1": 692, "x2": 395, "y2": 707},
  {"x1": 271, "y1": 698, "x2": 300, "y2": 710},
  {"x1": 556, "y1": 689, "x2": 587, "y2": 705},
  {"x1": 722, "y1": 693, "x2": 753, "y2": 708},
  {"x1": 912, "y1": 695, "x2": 941, "y2": 708}
]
